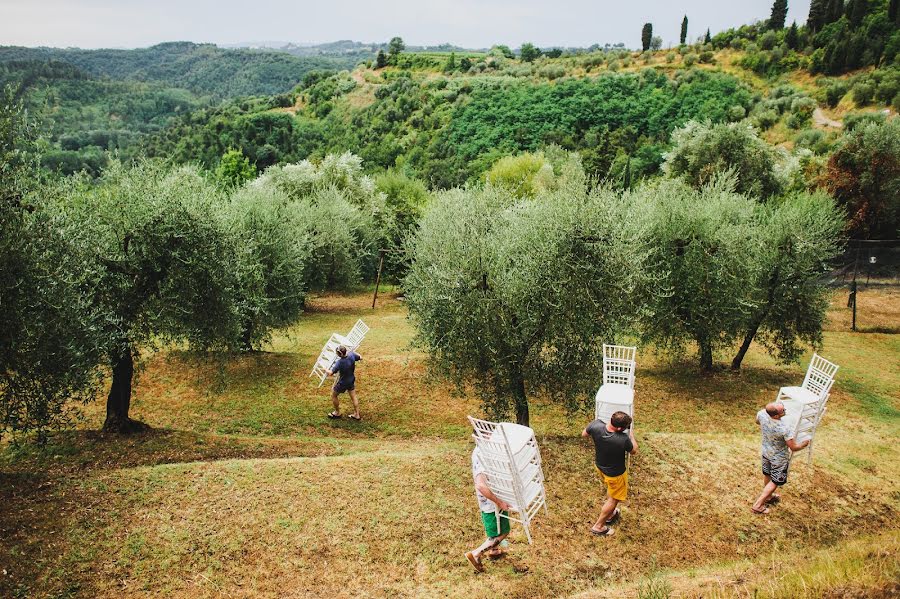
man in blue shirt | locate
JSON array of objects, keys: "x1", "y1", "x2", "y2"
[{"x1": 326, "y1": 345, "x2": 363, "y2": 421}]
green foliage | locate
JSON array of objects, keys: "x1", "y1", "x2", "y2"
[
  {"x1": 484, "y1": 152, "x2": 556, "y2": 198},
  {"x1": 216, "y1": 149, "x2": 256, "y2": 188},
  {"x1": 732, "y1": 192, "x2": 844, "y2": 368},
  {"x1": 252, "y1": 152, "x2": 387, "y2": 287},
  {"x1": 633, "y1": 177, "x2": 758, "y2": 369},
  {"x1": 642, "y1": 23, "x2": 653, "y2": 52},
  {"x1": 824, "y1": 80, "x2": 849, "y2": 107},
  {"x1": 663, "y1": 120, "x2": 785, "y2": 198},
  {"x1": 787, "y1": 96, "x2": 817, "y2": 129},
  {"x1": 0, "y1": 89, "x2": 104, "y2": 439},
  {"x1": 769, "y1": 0, "x2": 789, "y2": 30},
  {"x1": 224, "y1": 184, "x2": 311, "y2": 349},
  {"x1": 520, "y1": 43, "x2": 541, "y2": 63},
  {"x1": 375, "y1": 169, "x2": 430, "y2": 279},
  {"x1": 824, "y1": 119, "x2": 900, "y2": 238},
  {"x1": 852, "y1": 81, "x2": 875, "y2": 105},
  {"x1": 388, "y1": 37, "x2": 406, "y2": 59},
  {"x1": 405, "y1": 181, "x2": 650, "y2": 424},
  {"x1": 681, "y1": 16, "x2": 689, "y2": 45},
  {"x1": 683, "y1": 53, "x2": 699, "y2": 66},
  {"x1": 375, "y1": 50, "x2": 387, "y2": 69}
]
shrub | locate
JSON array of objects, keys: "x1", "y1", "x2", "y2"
[
  {"x1": 824, "y1": 81, "x2": 849, "y2": 107},
  {"x1": 666, "y1": 52, "x2": 676, "y2": 63},
  {"x1": 852, "y1": 82, "x2": 875, "y2": 105},
  {"x1": 728, "y1": 105, "x2": 747, "y2": 121},
  {"x1": 753, "y1": 109, "x2": 780, "y2": 130},
  {"x1": 700, "y1": 51, "x2": 715, "y2": 64},
  {"x1": 663, "y1": 120, "x2": 784, "y2": 198},
  {"x1": 683, "y1": 53, "x2": 699, "y2": 66}
]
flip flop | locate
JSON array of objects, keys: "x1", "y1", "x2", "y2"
[
  {"x1": 327, "y1": 412, "x2": 341, "y2": 419},
  {"x1": 606, "y1": 508, "x2": 621, "y2": 524},
  {"x1": 751, "y1": 506, "x2": 770, "y2": 515},
  {"x1": 590, "y1": 526, "x2": 615, "y2": 537},
  {"x1": 348, "y1": 414, "x2": 361, "y2": 421}
]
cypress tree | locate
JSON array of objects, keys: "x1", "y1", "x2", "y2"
[
  {"x1": 704, "y1": 28, "x2": 712, "y2": 44},
  {"x1": 808, "y1": 0, "x2": 827, "y2": 31},
  {"x1": 826, "y1": 0, "x2": 844, "y2": 24},
  {"x1": 848, "y1": 0, "x2": 867, "y2": 27},
  {"x1": 642, "y1": 23, "x2": 653, "y2": 51},
  {"x1": 786, "y1": 21, "x2": 800, "y2": 48},
  {"x1": 375, "y1": 49, "x2": 387, "y2": 69},
  {"x1": 680, "y1": 15, "x2": 688, "y2": 45},
  {"x1": 770, "y1": 0, "x2": 789, "y2": 29},
  {"x1": 890, "y1": 0, "x2": 899, "y2": 24}
]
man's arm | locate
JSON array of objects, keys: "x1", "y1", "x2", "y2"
[
  {"x1": 627, "y1": 428, "x2": 638, "y2": 455},
  {"x1": 475, "y1": 473, "x2": 511, "y2": 512},
  {"x1": 786, "y1": 437, "x2": 809, "y2": 452}
]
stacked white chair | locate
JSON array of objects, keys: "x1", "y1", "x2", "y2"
[
  {"x1": 309, "y1": 319, "x2": 370, "y2": 388},
  {"x1": 468, "y1": 416, "x2": 548, "y2": 544},
  {"x1": 777, "y1": 353, "x2": 839, "y2": 465},
  {"x1": 594, "y1": 344, "x2": 637, "y2": 427},
  {"x1": 333, "y1": 319, "x2": 369, "y2": 351}
]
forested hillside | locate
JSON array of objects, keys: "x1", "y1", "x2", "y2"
[{"x1": 0, "y1": 42, "x2": 364, "y2": 174}]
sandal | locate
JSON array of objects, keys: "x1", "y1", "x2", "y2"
[
  {"x1": 606, "y1": 508, "x2": 621, "y2": 524},
  {"x1": 348, "y1": 414, "x2": 361, "y2": 421},
  {"x1": 465, "y1": 551, "x2": 484, "y2": 573},
  {"x1": 327, "y1": 412, "x2": 341, "y2": 419},
  {"x1": 590, "y1": 526, "x2": 615, "y2": 537},
  {"x1": 751, "y1": 505, "x2": 770, "y2": 515}
]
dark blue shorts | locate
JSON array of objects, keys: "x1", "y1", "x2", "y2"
[{"x1": 333, "y1": 380, "x2": 355, "y2": 394}]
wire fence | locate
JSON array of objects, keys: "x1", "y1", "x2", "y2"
[{"x1": 829, "y1": 240, "x2": 899, "y2": 332}]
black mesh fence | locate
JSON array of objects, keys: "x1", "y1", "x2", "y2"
[{"x1": 829, "y1": 240, "x2": 900, "y2": 287}]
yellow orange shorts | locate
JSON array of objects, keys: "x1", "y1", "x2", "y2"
[{"x1": 596, "y1": 466, "x2": 628, "y2": 501}]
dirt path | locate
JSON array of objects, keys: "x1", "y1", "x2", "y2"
[{"x1": 814, "y1": 107, "x2": 843, "y2": 128}]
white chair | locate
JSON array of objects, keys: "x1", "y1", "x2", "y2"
[
  {"x1": 468, "y1": 416, "x2": 548, "y2": 544},
  {"x1": 309, "y1": 333, "x2": 342, "y2": 387},
  {"x1": 777, "y1": 353, "x2": 838, "y2": 465},
  {"x1": 333, "y1": 319, "x2": 369, "y2": 351},
  {"x1": 595, "y1": 344, "x2": 637, "y2": 426}
]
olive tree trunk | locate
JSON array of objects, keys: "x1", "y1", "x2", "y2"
[{"x1": 102, "y1": 346, "x2": 148, "y2": 433}]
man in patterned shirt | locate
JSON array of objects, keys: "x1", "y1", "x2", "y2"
[{"x1": 751, "y1": 402, "x2": 809, "y2": 514}]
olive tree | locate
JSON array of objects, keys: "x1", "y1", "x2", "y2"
[
  {"x1": 225, "y1": 184, "x2": 311, "y2": 350},
  {"x1": 1, "y1": 90, "x2": 105, "y2": 439},
  {"x1": 61, "y1": 161, "x2": 242, "y2": 433},
  {"x1": 251, "y1": 152, "x2": 388, "y2": 286},
  {"x1": 635, "y1": 176, "x2": 757, "y2": 370},
  {"x1": 663, "y1": 120, "x2": 787, "y2": 199},
  {"x1": 405, "y1": 182, "x2": 649, "y2": 426},
  {"x1": 731, "y1": 193, "x2": 844, "y2": 369}
]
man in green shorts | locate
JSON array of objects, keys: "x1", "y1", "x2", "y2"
[{"x1": 465, "y1": 447, "x2": 512, "y2": 573}]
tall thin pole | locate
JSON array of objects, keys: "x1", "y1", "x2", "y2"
[
  {"x1": 372, "y1": 249, "x2": 385, "y2": 309},
  {"x1": 850, "y1": 244, "x2": 860, "y2": 331}
]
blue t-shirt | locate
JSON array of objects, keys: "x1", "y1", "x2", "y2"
[{"x1": 332, "y1": 352, "x2": 362, "y2": 387}]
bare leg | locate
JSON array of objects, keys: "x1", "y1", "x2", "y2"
[
  {"x1": 592, "y1": 497, "x2": 619, "y2": 531},
  {"x1": 348, "y1": 389, "x2": 360, "y2": 418},
  {"x1": 472, "y1": 532, "x2": 508, "y2": 559},
  {"x1": 752, "y1": 480, "x2": 778, "y2": 511},
  {"x1": 331, "y1": 390, "x2": 341, "y2": 416}
]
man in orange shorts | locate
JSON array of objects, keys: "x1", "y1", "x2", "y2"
[{"x1": 582, "y1": 411, "x2": 638, "y2": 537}]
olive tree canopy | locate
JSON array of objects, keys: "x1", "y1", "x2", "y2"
[{"x1": 405, "y1": 182, "x2": 650, "y2": 425}]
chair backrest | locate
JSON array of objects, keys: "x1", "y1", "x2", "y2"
[
  {"x1": 801, "y1": 353, "x2": 839, "y2": 399},
  {"x1": 344, "y1": 319, "x2": 370, "y2": 346},
  {"x1": 603, "y1": 344, "x2": 636, "y2": 388}
]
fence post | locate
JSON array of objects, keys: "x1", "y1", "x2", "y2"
[{"x1": 372, "y1": 249, "x2": 385, "y2": 309}]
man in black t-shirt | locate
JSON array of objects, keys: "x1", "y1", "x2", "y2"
[{"x1": 582, "y1": 411, "x2": 638, "y2": 537}]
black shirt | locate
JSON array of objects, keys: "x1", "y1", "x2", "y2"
[{"x1": 586, "y1": 419, "x2": 633, "y2": 477}]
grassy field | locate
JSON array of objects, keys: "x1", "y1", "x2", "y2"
[{"x1": 1, "y1": 287, "x2": 898, "y2": 598}]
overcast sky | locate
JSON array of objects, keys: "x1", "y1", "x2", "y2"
[{"x1": 1, "y1": 0, "x2": 811, "y2": 50}]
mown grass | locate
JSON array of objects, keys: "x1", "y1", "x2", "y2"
[{"x1": 1, "y1": 289, "x2": 897, "y2": 598}]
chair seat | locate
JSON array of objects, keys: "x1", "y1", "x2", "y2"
[
  {"x1": 778, "y1": 386, "x2": 819, "y2": 404},
  {"x1": 509, "y1": 480, "x2": 544, "y2": 512},
  {"x1": 499, "y1": 423, "x2": 536, "y2": 454},
  {"x1": 595, "y1": 384, "x2": 634, "y2": 406}
]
